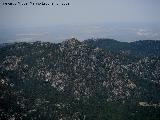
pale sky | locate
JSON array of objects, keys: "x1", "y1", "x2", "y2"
[
  {"x1": 0, "y1": 0, "x2": 160, "y2": 43},
  {"x1": 0, "y1": 0, "x2": 160, "y2": 28}
]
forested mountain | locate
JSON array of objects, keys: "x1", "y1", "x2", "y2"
[
  {"x1": 84, "y1": 38, "x2": 160, "y2": 57},
  {"x1": 0, "y1": 38, "x2": 160, "y2": 120}
]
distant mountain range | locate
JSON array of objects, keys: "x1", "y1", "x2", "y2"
[{"x1": 0, "y1": 38, "x2": 160, "y2": 120}]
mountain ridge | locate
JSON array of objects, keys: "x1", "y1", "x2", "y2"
[
  {"x1": 0, "y1": 38, "x2": 160, "y2": 120},
  {"x1": 84, "y1": 38, "x2": 160, "y2": 57}
]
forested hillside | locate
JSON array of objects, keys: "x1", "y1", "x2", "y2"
[{"x1": 0, "y1": 38, "x2": 160, "y2": 120}]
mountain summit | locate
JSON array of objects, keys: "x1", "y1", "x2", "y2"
[{"x1": 61, "y1": 38, "x2": 81, "y2": 48}]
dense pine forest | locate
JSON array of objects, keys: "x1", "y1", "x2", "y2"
[{"x1": 0, "y1": 38, "x2": 160, "y2": 120}]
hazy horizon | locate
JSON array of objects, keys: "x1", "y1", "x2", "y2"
[
  {"x1": 0, "y1": 0, "x2": 160, "y2": 43},
  {"x1": 0, "y1": 22, "x2": 160, "y2": 43}
]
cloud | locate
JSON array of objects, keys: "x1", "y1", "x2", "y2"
[
  {"x1": 134, "y1": 28, "x2": 160, "y2": 40},
  {"x1": 136, "y1": 29, "x2": 151, "y2": 36}
]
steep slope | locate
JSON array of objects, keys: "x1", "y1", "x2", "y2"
[
  {"x1": 0, "y1": 39, "x2": 140, "y2": 101},
  {"x1": 84, "y1": 38, "x2": 160, "y2": 101},
  {"x1": 0, "y1": 38, "x2": 160, "y2": 120}
]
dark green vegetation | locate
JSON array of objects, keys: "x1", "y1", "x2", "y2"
[
  {"x1": 84, "y1": 38, "x2": 160, "y2": 57},
  {"x1": 0, "y1": 38, "x2": 160, "y2": 120}
]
